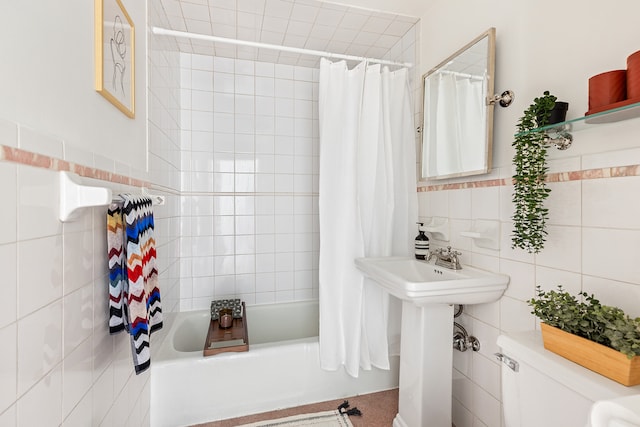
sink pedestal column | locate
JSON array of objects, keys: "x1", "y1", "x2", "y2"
[{"x1": 393, "y1": 302, "x2": 453, "y2": 427}]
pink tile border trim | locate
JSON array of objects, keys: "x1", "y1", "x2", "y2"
[
  {"x1": 417, "y1": 165, "x2": 640, "y2": 192},
  {"x1": 1, "y1": 145, "x2": 149, "y2": 188},
  {"x1": 5, "y1": 142, "x2": 636, "y2": 194},
  {"x1": 418, "y1": 178, "x2": 507, "y2": 192}
]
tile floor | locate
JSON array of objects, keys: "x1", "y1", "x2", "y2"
[{"x1": 194, "y1": 388, "x2": 399, "y2": 427}]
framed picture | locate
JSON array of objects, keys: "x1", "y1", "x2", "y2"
[{"x1": 95, "y1": 0, "x2": 135, "y2": 118}]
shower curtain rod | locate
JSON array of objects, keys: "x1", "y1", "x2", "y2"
[
  {"x1": 436, "y1": 69, "x2": 484, "y2": 81},
  {"x1": 152, "y1": 27, "x2": 413, "y2": 68}
]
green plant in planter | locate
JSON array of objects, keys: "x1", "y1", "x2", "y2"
[
  {"x1": 529, "y1": 285, "x2": 640, "y2": 359},
  {"x1": 511, "y1": 91, "x2": 557, "y2": 253}
]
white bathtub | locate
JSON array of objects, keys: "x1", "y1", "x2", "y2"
[{"x1": 150, "y1": 300, "x2": 399, "y2": 427}]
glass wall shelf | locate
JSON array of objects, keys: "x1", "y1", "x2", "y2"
[{"x1": 515, "y1": 101, "x2": 640, "y2": 137}]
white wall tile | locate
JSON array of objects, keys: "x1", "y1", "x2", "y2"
[
  {"x1": 500, "y1": 296, "x2": 535, "y2": 333},
  {"x1": 274, "y1": 64, "x2": 294, "y2": 79},
  {"x1": 256, "y1": 135, "x2": 274, "y2": 153},
  {"x1": 0, "y1": 244, "x2": 17, "y2": 329},
  {"x1": 192, "y1": 111, "x2": 214, "y2": 132},
  {"x1": 472, "y1": 353, "x2": 500, "y2": 399},
  {"x1": 235, "y1": 75, "x2": 254, "y2": 95},
  {"x1": 583, "y1": 227, "x2": 640, "y2": 284},
  {"x1": 471, "y1": 186, "x2": 500, "y2": 220},
  {"x1": 472, "y1": 383, "x2": 501, "y2": 427},
  {"x1": 452, "y1": 398, "x2": 473, "y2": 427},
  {"x1": 192, "y1": 277, "x2": 214, "y2": 298},
  {"x1": 0, "y1": 118, "x2": 18, "y2": 147},
  {"x1": 468, "y1": 301, "x2": 499, "y2": 329},
  {"x1": 275, "y1": 98, "x2": 295, "y2": 117},
  {"x1": 583, "y1": 176, "x2": 640, "y2": 229},
  {"x1": 535, "y1": 266, "x2": 581, "y2": 295},
  {"x1": 214, "y1": 56, "x2": 235, "y2": 73},
  {"x1": 63, "y1": 285, "x2": 93, "y2": 358},
  {"x1": 235, "y1": 59, "x2": 254, "y2": 75},
  {"x1": 192, "y1": 90, "x2": 215, "y2": 112},
  {"x1": 17, "y1": 301, "x2": 62, "y2": 395},
  {"x1": 255, "y1": 62, "x2": 275, "y2": 77},
  {"x1": 0, "y1": 404, "x2": 16, "y2": 426},
  {"x1": 275, "y1": 117, "x2": 295, "y2": 136},
  {"x1": 275, "y1": 79, "x2": 295, "y2": 99},
  {"x1": 236, "y1": 254, "x2": 255, "y2": 274},
  {"x1": 256, "y1": 215, "x2": 275, "y2": 234},
  {"x1": 18, "y1": 236, "x2": 63, "y2": 317},
  {"x1": 500, "y1": 259, "x2": 535, "y2": 302},
  {"x1": 191, "y1": 70, "x2": 213, "y2": 91},
  {"x1": 583, "y1": 276, "x2": 640, "y2": 318},
  {"x1": 0, "y1": 163, "x2": 17, "y2": 244},
  {"x1": 452, "y1": 371, "x2": 473, "y2": 412},
  {"x1": 214, "y1": 72, "x2": 235, "y2": 93},
  {"x1": 471, "y1": 319, "x2": 500, "y2": 362},
  {"x1": 583, "y1": 146, "x2": 640, "y2": 170},
  {"x1": 17, "y1": 166, "x2": 61, "y2": 241},
  {"x1": 62, "y1": 338, "x2": 92, "y2": 418},
  {"x1": 92, "y1": 365, "x2": 114, "y2": 424},
  {"x1": 63, "y1": 229, "x2": 93, "y2": 295},
  {"x1": 179, "y1": 53, "x2": 321, "y2": 310},
  {"x1": 192, "y1": 54, "x2": 214, "y2": 71},
  {"x1": 235, "y1": 134, "x2": 255, "y2": 153},
  {"x1": 547, "y1": 181, "x2": 581, "y2": 226},
  {"x1": 0, "y1": 324, "x2": 16, "y2": 413},
  {"x1": 63, "y1": 391, "x2": 92, "y2": 427},
  {"x1": 535, "y1": 225, "x2": 581, "y2": 273},
  {"x1": 215, "y1": 275, "x2": 236, "y2": 295},
  {"x1": 19, "y1": 126, "x2": 63, "y2": 160},
  {"x1": 214, "y1": 92, "x2": 234, "y2": 114},
  {"x1": 17, "y1": 365, "x2": 62, "y2": 426}
]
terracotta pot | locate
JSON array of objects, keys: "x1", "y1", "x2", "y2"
[
  {"x1": 627, "y1": 50, "x2": 640, "y2": 99},
  {"x1": 589, "y1": 70, "x2": 627, "y2": 110}
]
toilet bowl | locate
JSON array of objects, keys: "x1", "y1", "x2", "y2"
[
  {"x1": 590, "y1": 394, "x2": 640, "y2": 427},
  {"x1": 497, "y1": 331, "x2": 640, "y2": 427}
]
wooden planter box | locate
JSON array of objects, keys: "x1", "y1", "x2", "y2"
[{"x1": 540, "y1": 323, "x2": 640, "y2": 386}]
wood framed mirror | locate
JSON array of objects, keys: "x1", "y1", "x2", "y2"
[{"x1": 421, "y1": 28, "x2": 496, "y2": 180}]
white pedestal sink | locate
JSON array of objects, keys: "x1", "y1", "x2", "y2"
[{"x1": 355, "y1": 256, "x2": 509, "y2": 427}]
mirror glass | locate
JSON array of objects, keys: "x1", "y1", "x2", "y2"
[{"x1": 421, "y1": 28, "x2": 496, "y2": 180}]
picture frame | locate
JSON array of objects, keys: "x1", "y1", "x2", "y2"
[{"x1": 95, "y1": 0, "x2": 135, "y2": 118}]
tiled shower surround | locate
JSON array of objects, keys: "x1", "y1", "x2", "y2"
[
  {"x1": 173, "y1": 20, "x2": 419, "y2": 310},
  {"x1": 178, "y1": 54, "x2": 321, "y2": 309}
]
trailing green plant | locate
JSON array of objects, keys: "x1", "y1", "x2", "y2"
[
  {"x1": 529, "y1": 285, "x2": 640, "y2": 359},
  {"x1": 511, "y1": 91, "x2": 557, "y2": 253}
]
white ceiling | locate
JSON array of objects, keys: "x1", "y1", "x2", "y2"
[{"x1": 155, "y1": 0, "x2": 419, "y2": 67}]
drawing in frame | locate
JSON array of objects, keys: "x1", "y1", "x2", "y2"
[{"x1": 95, "y1": 0, "x2": 135, "y2": 118}]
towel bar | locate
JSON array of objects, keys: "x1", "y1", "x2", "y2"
[{"x1": 59, "y1": 171, "x2": 165, "y2": 222}]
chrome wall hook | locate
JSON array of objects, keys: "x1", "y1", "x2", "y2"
[{"x1": 488, "y1": 90, "x2": 515, "y2": 107}]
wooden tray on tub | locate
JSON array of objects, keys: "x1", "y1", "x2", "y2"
[{"x1": 203, "y1": 302, "x2": 249, "y2": 356}]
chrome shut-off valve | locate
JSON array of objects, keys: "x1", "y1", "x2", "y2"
[{"x1": 453, "y1": 321, "x2": 480, "y2": 352}]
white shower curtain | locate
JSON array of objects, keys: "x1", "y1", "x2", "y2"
[
  {"x1": 318, "y1": 59, "x2": 417, "y2": 377},
  {"x1": 423, "y1": 73, "x2": 485, "y2": 177}
]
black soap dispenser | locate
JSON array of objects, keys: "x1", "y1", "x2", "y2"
[{"x1": 415, "y1": 222, "x2": 429, "y2": 260}]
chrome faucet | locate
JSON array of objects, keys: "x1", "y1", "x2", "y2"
[{"x1": 433, "y1": 246, "x2": 462, "y2": 270}]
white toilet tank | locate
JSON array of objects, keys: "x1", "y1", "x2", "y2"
[{"x1": 497, "y1": 331, "x2": 640, "y2": 427}]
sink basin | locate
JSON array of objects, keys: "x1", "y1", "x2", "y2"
[{"x1": 355, "y1": 256, "x2": 509, "y2": 305}]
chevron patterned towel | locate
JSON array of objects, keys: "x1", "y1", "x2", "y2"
[
  {"x1": 108, "y1": 204, "x2": 127, "y2": 333},
  {"x1": 107, "y1": 194, "x2": 163, "y2": 375}
]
